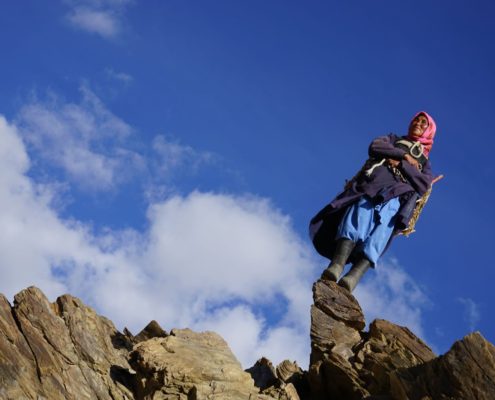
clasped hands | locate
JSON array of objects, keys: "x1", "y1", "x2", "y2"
[{"x1": 387, "y1": 154, "x2": 420, "y2": 170}]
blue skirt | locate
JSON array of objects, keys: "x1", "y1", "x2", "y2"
[{"x1": 336, "y1": 196, "x2": 400, "y2": 266}]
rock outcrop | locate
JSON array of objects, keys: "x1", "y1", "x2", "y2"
[
  {"x1": 0, "y1": 287, "x2": 134, "y2": 400},
  {"x1": 246, "y1": 357, "x2": 305, "y2": 400},
  {"x1": 1, "y1": 283, "x2": 495, "y2": 400},
  {"x1": 308, "y1": 278, "x2": 495, "y2": 399},
  {"x1": 0, "y1": 287, "x2": 272, "y2": 399},
  {"x1": 129, "y1": 328, "x2": 261, "y2": 399}
]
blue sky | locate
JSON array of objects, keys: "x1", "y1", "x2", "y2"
[{"x1": 1, "y1": 0, "x2": 494, "y2": 367}]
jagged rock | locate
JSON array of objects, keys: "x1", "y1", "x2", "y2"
[
  {"x1": 313, "y1": 280, "x2": 365, "y2": 330},
  {"x1": 13, "y1": 287, "x2": 89, "y2": 399},
  {"x1": 276, "y1": 360, "x2": 309, "y2": 399},
  {"x1": 393, "y1": 332, "x2": 495, "y2": 400},
  {"x1": 309, "y1": 276, "x2": 495, "y2": 400},
  {"x1": 354, "y1": 319, "x2": 436, "y2": 395},
  {"x1": 262, "y1": 382, "x2": 301, "y2": 400},
  {"x1": 133, "y1": 320, "x2": 168, "y2": 343},
  {"x1": 308, "y1": 277, "x2": 494, "y2": 400},
  {"x1": 0, "y1": 293, "x2": 41, "y2": 399},
  {"x1": 310, "y1": 305, "x2": 361, "y2": 361},
  {"x1": 309, "y1": 279, "x2": 365, "y2": 398},
  {"x1": 246, "y1": 357, "x2": 278, "y2": 390},
  {"x1": 369, "y1": 319, "x2": 436, "y2": 363},
  {"x1": 55, "y1": 293, "x2": 135, "y2": 397},
  {"x1": 0, "y1": 287, "x2": 282, "y2": 400},
  {"x1": 276, "y1": 359, "x2": 303, "y2": 383},
  {"x1": 281, "y1": 383, "x2": 300, "y2": 400},
  {"x1": 3, "y1": 286, "x2": 134, "y2": 399},
  {"x1": 310, "y1": 279, "x2": 364, "y2": 367},
  {"x1": 246, "y1": 358, "x2": 305, "y2": 400},
  {"x1": 129, "y1": 328, "x2": 263, "y2": 399},
  {"x1": 314, "y1": 352, "x2": 370, "y2": 400}
]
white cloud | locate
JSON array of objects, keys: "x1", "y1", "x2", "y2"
[
  {"x1": 16, "y1": 86, "x2": 144, "y2": 190},
  {"x1": 354, "y1": 258, "x2": 430, "y2": 339},
  {"x1": 256, "y1": 326, "x2": 309, "y2": 368},
  {"x1": 145, "y1": 136, "x2": 220, "y2": 203},
  {"x1": 16, "y1": 86, "x2": 216, "y2": 194},
  {"x1": 92, "y1": 191, "x2": 316, "y2": 367},
  {"x1": 196, "y1": 306, "x2": 266, "y2": 366},
  {"x1": 0, "y1": 116, "x2": 99, "y2": 298},
  {"x1": 197, "y1": 306, "x2": 308, "y2": 368},
  {"x1": 152, "y1": 135, "x2": 215, "y2": 176},
  {"x1": 64, "y1": 0, "x2": 133, "y2": 39},
  {"x1": 458, "y1": 297, "x2": 481, "y2": 331},
  {"x1": 0, "y1": 114, "x2": 316, "y2": 368},
  {"x1": 105, "y1": 68, "x2": 133, "y2": 84},
  {"x1": 67, "y1": 8, "x2": 120, "y2": 38}
]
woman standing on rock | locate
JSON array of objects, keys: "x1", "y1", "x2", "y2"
[{"x1": 309, "y1": 111, "x2": 437, "y2": 292}]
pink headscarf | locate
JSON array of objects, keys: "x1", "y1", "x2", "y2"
[{"x1": 408, "y1": 111, "x2": 436, "y2": 157}]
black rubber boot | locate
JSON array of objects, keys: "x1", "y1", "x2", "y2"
[
  {"x1": 338, "y1": 258, "x2": 371, "y2": 292},
  {"x1": 321, "y1": 238, "x2": 355, "y2": 282}
]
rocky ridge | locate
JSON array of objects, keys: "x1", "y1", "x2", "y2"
[
  {"x1": 0, "y1": 282, "x2": 494, "y2": 399},
  {"x1": 308, "y1": 279, "x2": 495, "y2": 399}
]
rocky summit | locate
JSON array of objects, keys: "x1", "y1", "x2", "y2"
[
  {"x1": 308, "y1": 279, "x2": 495, "y2": 400},
  {"x1": 1, "y1": 283, "x2": 495, "y2": 399}
]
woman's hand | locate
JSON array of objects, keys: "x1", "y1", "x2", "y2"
[
  {"x1": 404, "y1": 154, "x2": 420, "y2": 170},
  {"x1": 387, "y1": 158, "x2": 400, "y2": 168}
]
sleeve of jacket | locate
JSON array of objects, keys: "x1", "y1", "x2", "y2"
[
  {"x1": 400, "y1": 159, "x2": 433, "y2": 196},
  {"x1": 368, "y1": 134, "x2": 408, "y2": 160}
]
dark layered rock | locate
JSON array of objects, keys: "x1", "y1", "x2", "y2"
[
  {"x1": 313, "y1": 280, "x2": 365, "y2": 330},
  {"x1": 0, "y1": 293, "x2": 41, "y2": 399},
  {"x1": 309, "y1": 280, "x2": 368, "y2": 399},
  {"x1": 246, "y1": 357, "x2": 278, "y2": 391},
  {"x1": 353, "y1": 319, "x2": 436, "y2": 396},
  {"x1": 276, "y1": 359, "x2": 304, "y2": 385},
  {"x1": 308, "y1": 278, "x2": 495, "y2": 400},
  {"x1": 132, "y1": 320, "x2": 168, "y2": 343},
  {"x1": 391, "y1": 332, "x2": 495, "y2": 400},
  {"x1": 246, "y1": 358, "x2": 303, "y2": 400}
]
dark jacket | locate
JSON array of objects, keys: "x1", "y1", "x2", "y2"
[{"x1": 310, "y1": 133, "x2": 434, "y2": 259}]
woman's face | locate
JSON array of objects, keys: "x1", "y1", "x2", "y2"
[{"x1": 408, "y1": 114, "x2": 429, "y2": 139}]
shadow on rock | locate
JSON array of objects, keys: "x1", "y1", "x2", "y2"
[{"x1": 110, "y1": 365, "x2": 137, "y2": 394}]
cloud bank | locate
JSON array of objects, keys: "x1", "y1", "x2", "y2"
[
  {"x1": 17, "y1": 86, "x2": 142, "y2": 190},
  {"x1": 0, "y1": 114, "x2": 316, "y2": 366},
  {"x1": 16, "y1": 86, "x2": 215, "y2": 194}
]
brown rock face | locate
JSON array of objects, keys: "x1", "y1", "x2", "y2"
[
  {"x1": 309, "y1": 280, "x2": 370, "y2": 399},
  {"x1": 308, "y1": 278, "x2": 495, "y2": 400},
  {"x1": 6, "y1": 287, "x2": 134, "y2": 400},
  {"x1": 132, "y1": 320, "x2": 168, "y2": 344},
  {"x1": 392, "y1": 332, "x2": 495, "y2": 400},
  {"x1": 246, "y1": 358, "x2": 305, "y2": 400},
  {"x1": 0, "y1": 293, "x2": 40, "y2": 399},
  {"x1": 313, "y1": 280, "x2": 365, "y2": 330},
  {"x1": 129, "y1": 328, "x2": 261, "y2": 399},
  {"x1": 0, "y1": 287, "x2": 273, "y2": 400},
  {"x1": 2, "y1": 283, "x2": 495, "y2": 400},
  {"x1": 246, "y1": 357, "x2": 278, "y2": 391}
]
